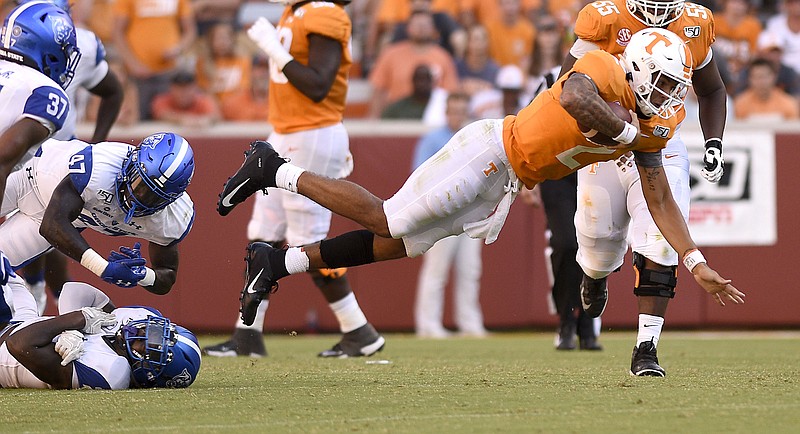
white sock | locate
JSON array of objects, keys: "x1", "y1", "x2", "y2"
[
  {"x1": 636, "y1": 313, "x2": 664, "y2": 347},
  {"x1": 236, "y1": 300, "x2": 269, "y2": 331},
  {"x1": 285, "y1": 247, "x2": 309, "y2": 275},
  {"x1": 275, "y1": 163, "x2": 305, "y2": 193},
  {"x1": 330, "y1": 292, "x2": 367, "y2": 333}
]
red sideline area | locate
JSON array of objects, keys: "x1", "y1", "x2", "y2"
[{"x1": 60, "y1": 126, "x2": 800, "y2": 333}]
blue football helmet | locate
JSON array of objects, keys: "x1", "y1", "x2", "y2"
[
  {"x1": 0, "y1": 1, "x2": 80, "y2": 88},
  {"x1": 116, "y1": 133, "x2": 195, "y2": 223},
  {"x1": 120, "y1": 315, "x2": 202, "y2": 388}
]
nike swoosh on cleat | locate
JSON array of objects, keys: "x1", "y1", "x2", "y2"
[
  {"x1": 246, "y1": 269, "x2": 264, "y2": 294},
  {"x1": 220, "y1": 179, "x2": 250, "y2": 207}
]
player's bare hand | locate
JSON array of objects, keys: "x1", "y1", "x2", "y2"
[{"x1": 692, "y1": 263, "x2": 745, "y2": 306}]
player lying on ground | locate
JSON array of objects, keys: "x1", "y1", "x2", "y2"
[
  {"x1": 0, "y1": 275, "x2": 201, "y2": 389},
  {"x1": 215, "y1": 28, "x2": 745, "y2": 329}
]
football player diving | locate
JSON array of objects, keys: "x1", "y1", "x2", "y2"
[{"x1": 216, "y1": 27, "x2": 745, "y2": 371}]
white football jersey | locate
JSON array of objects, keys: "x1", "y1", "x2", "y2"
[
  {"x1": 54, "y1": 27, "x2": 110, "y2": 140},
  {"x1": 31, "y1": 139, "x2": 195, "y2": 246},
  {"x1": 0, "y1": 318, "x2": 130, "y2": 390},
  {"x1": 0, "y1": 60, "x2": 68, "y2": 138}
]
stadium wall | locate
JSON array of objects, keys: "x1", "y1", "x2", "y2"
[{"x1": 64, "y1": 121, "x2": 800, "y2": 332}]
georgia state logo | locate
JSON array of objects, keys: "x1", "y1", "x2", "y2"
[
  {"x1": 50, "y1": 16, "x2": 72, "y2": 44},
  {"x1": 616, "y1": 28, "x2": 632, "y2": 46},
  {"x1": 140, "y1": 133, "x2": 165, "y2": 149},
  {"x1": 165, "y1": 368, "x2": 193, "y2": 388}
]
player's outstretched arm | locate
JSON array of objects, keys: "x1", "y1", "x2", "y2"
[{"x1": 635, "y1": 155, "x2": 745, "y2": 305}]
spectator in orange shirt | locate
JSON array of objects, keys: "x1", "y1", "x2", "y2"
[
  {"x1": 196, "y1": 20, "x2": 252, "y2": 102},
  {"x1": 734, "y1": 57, "x2": 800, "y2": 120},
  {"x1": 192, "y1": 0, "x2": 243, "y2": 35},
  {"x1": 151, "y1": 70, "x2": 221, "y2": 127},
  {"x1": 368, "y1": 10, "x2": 459, "y2": 118},
  {"x1": 220, "y1": 56, "x2": 270, "y2": 122},
  {"x1": 485, "y1": 0, "x2": 536, "y2": 72},
  {"x1": 113, "y1": 0, "x2": 197, "y2": 120},
  {"x1": 365, "y1": 0, "x2": 463, "y2": 71},
  {"x1": 714, "y1": 0, "x2": 763, "y2": 92}
]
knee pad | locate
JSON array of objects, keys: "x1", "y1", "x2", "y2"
[
  {"x1": 633, "y1": 252, "x2": 677, "y2": 298},
  {"x1": 311, "y1": 267, "x2": 348, "y2": 285}
]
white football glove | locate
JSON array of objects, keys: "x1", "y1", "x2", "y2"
[
  {"x1": 79, "y1": 307, "x2": 117, "y2": 335},
  {"x1": 55, "y1": 330, "x2": 85, "y2": 366},
  {"x1": 247, "y1": 17, "x2": 293, "y2": 70},
  {"x1": 701, "y1": 138, "x2": 724, "y2": 183}
]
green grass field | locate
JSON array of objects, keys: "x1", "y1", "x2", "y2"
[{"x1": 1, "y1": 331, "x2": 798, "y2": 433}]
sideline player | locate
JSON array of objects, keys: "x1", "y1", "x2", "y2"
[
  {"x1": 562, "y1": 0, "x2": 728, "y2": 376},
  {"x1": 0, "y1": 280, "x2": 201, "y2": 389},
  {"x1": 218, "y1": 29, "x2": 745, "y2": 365},
  {"x1": 0, "y1": 133, "x2": 195, "y2": 295},
  {"x1": 10, "y1": 0, "x2": 125, "y2": 314},
  {"x1": 0, "y1": 1, "x2": 78, "y2": 301},
  {"x1": 205, "y1": 0, "x2": 385, "y2": 359}
]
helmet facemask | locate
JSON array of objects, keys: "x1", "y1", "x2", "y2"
[
  {"x1": 626, "y1": 0, "x2": 685, "y2": 27},
  {"x1": 120, "y1": 316, "x2": 177, "y2": 388},
  {"x1": 117, "y1": 150, "x2": 174, "y2": 223},
  {"x1": 628, "y1": 60, "x2": 690, "y2": 119}
]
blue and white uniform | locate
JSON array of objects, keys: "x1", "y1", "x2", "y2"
[
  {"x1": 0, "y1": 317, "x2": 130, "y2": 390},
  {"x1": 0, "y1": 139, "x2": 195, "y2": 268},
  {"x1": 53, "y1": 27, "x2": 109, "y2": 141},
  {"x1": 0, "y1": 60, "x2": 69, "y2": 170}
]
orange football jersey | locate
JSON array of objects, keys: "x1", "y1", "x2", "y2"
[
  {"x1": 574, "y1": 0, "x2": 714, "y2": 124},
  {"x1": 574, "y1": 0, "x2": 714, "y2": 64},
  {"x1": 269, "y1": 2, "x2": 352, "y2": 134},
  {"x1": 502, "y1": 50, "x2": 678, "y2": 188}
]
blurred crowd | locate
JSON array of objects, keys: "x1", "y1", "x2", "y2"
[{"x1": 67, "y1": 0, "x2": 800, "y2": 126}]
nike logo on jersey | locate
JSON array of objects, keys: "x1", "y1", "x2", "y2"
[
  {"x1": 642, "y1": 324, "x2": 658, "y2": 327},
  {"x1": 247, "y1": 269, "x2": 264, "y2": 294},
  {"x1": 221, "y1": 179, "x2": 250, "y2": 207},
  {"x1": 664, "y1": 154, "x2": 679, "y2": 159}
]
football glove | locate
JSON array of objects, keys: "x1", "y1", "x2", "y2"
[
  {"x1": 55, "y1": 330, "x2": 85, "y2": 366},
  {"x1": 701, "y1": 138, "x2": 724, "y2": 183},
  {"x1": 0, "y1": 250, "x2": 15, "y2": 286},
  {"x1": 100, "y1": 256, "x2": 146, "y2": 288},
  {"x1": 79, "y1": 307, "x2": 117, "y2": 334},
  {"x1": 247, "y1": 17, "x2": 293, "y2": 70}
]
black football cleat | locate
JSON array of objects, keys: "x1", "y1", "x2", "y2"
[
  {"x1": 630, "y1": 339, "x2": 666, "y2": 377},
  {"x1": 581, "y1": 274, "x2": 608, "y2": 318},
  {"x1": 217, "y1": 140, "x2": 287, "y2": 216},
  {"x1": 318, "y1": 323, "x2": 386, "y2": 358},
  {"x1": 202, "y1": 329, "x2": 267, "y2": 358},
  {"x1": 239, "y1": 242, "x2": 280, "y2": 326}
]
